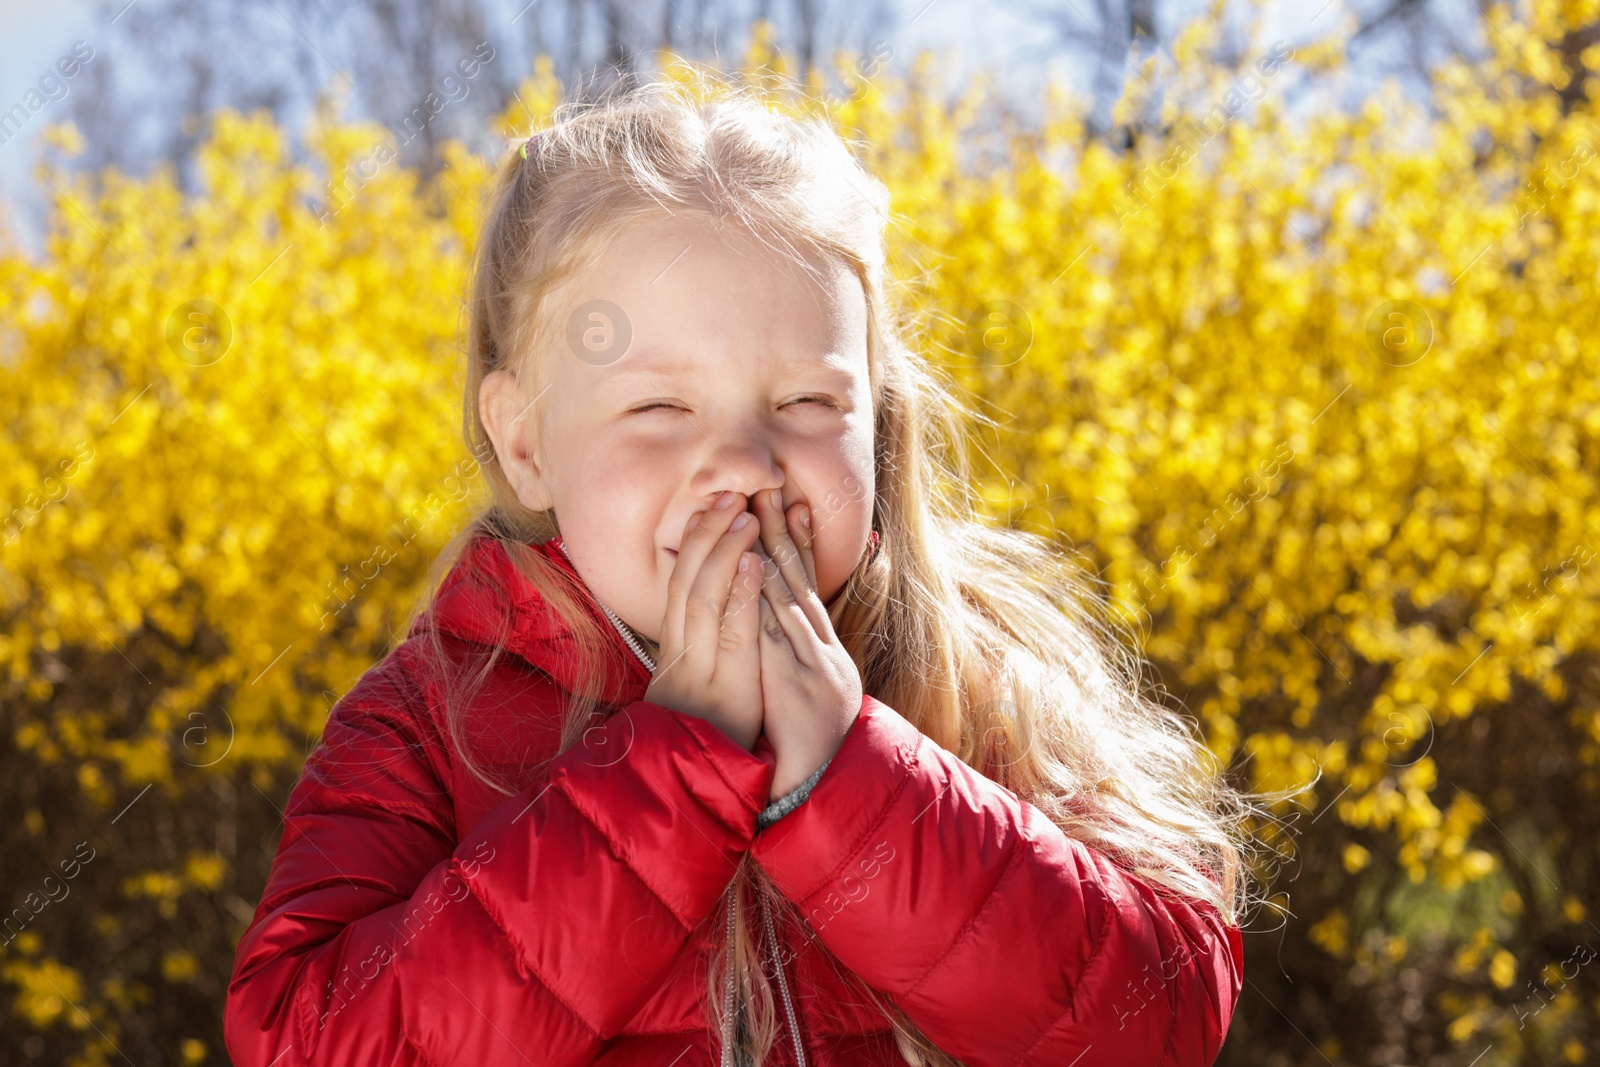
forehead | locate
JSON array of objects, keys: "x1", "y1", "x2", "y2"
[{"x1": 545, "y1": 214, "x2": 867, "y2": 379}]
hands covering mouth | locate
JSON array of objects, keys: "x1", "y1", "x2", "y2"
[{"x1": 645, "y1": 488, "x2": 861, "y2": 799}]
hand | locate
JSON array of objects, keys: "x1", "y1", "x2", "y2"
[
  {"x1": 644, "y1": 492, "x2": 765, "y2": 751},
  {"x1": 749, "y1": 488, "x2": 863, "y2": 799}
]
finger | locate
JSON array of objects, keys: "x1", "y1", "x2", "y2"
[
  {"x1": 656, "y1": 511, "x2": 699, "y2": 656},
  {"x1": 758, "y1": 590, "x2": 798, "y2": 665},
  {"x1": 661, "y1": 492, "x2": 747, "y2": 653},
  {"x1": 682, "y1": 510, "x2": 761, "y2": 671},
  {"x1": 718, "y1": 550, "x2": 763, "y2": 661},
  {"x1": 754, "y1": 545, "x2": 821, "y2": 670},
  {"x1": 754, "y1": 489, "x2": 828, "y2": 637},
  {"x1": 789, "y1": 503, "x2": 818, "y2": 593}
]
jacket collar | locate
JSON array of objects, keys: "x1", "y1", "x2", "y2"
[{"x1": 409, "y1": 532, "x2": 653, "y2": 704}]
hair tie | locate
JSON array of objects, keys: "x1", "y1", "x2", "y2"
[
  {"x1": 519, "y1": 132, "x2": 540, "y2": 160},
  {"x1": 867, "y1": 529, "x2": 881, "y2": 558}
]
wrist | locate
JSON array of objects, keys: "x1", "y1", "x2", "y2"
[
  {"x1": 768, "y1": 757, "x2": 815, "y2": 799},
  {"x1": 758, "y1": 755, "x2": 832, "y2": 830},
  {"x1": 714, "y1": 722, "x2": 761, "y2": 755},
  {"x1": 768, "y1": 723, "x2": 851, "y2": 796}
]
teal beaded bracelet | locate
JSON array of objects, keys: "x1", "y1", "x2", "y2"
[{"x1": 757, "y1": 756, "x2": 833, "y2": 829}]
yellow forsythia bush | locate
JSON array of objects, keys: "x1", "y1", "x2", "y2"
[{"x1": 2, "y1": 4, "x2": 1598, "y2": 1062}]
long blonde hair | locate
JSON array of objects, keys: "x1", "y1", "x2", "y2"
[{"x1": 407, "y1": 69, "x2": 1274, "y2": 1066}]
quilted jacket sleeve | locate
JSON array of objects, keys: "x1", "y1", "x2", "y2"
[
  {"x1": 750, "y1": 695, "x2": 1244, "y2": 1067},
  {"x1": 224, "y1": 650, "x2": 776, "y2": 1067}
]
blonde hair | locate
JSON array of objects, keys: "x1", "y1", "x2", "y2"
[{"x1": 407, "y1": 69, "x2": 1275, "y2": 1066}]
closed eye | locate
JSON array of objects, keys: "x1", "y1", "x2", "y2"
[{"x1": 627, "y1": 396, "x2": 839, "y2": 415}]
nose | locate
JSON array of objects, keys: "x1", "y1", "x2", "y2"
[{"x1": 689, "y1": 420, "x2": 785, "y2": 508}]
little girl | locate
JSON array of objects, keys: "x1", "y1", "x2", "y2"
[{"x1": 225, "y1": 75, "x2": 1253, "y2": 1067}]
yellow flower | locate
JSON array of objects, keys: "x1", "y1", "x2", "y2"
[{"x1": 1489, "y1": 949, "x2": 1517, "y2": 990}]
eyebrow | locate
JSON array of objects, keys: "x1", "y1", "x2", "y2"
[{"x1": 604, "y1": 350, "x2": 694, "y2": 378}]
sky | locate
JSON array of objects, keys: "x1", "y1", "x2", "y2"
[
  {"x1": 0, "y1": 0, "x2": 103, "y2": 253},
  {"x1": 0, "y1": 0, "x2": 1443, "y2": 257}
]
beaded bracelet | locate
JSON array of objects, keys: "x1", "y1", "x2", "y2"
[{"x1": 757, "y1": 756, "x2": 833, "y2": 830}]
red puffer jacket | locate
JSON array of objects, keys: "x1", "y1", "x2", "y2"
[{"x1": 225, "y1": 532, "x2": 1243, "y2": 1066}]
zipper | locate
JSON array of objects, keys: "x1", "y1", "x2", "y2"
[
  {"x1": 720, "y1": 892, "x2": 808, "y2": 1067},
  {"x1": 762, "y1": 890, "x2": 809, "y2": 1067},
  {"x1": 721, "y1": 899, "x2": 739, "y2": 1067},
  {"x1": 555, "y1": 538, "x2": 806, "y2": 1067}
]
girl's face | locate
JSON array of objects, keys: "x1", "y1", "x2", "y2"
[{"x1": 479, "y1": 213, "x2": 876, "y2": 644}]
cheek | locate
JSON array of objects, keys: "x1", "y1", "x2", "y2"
[
  {"x1": 806, "y1": 464, "x2": 875, "y2": 601},
  {"x1": 548, "y1": 441, "x2": 677, "y2": 640},
  {"x1": 816, "y1": 498, "x2": 872, "y2": 580},
  {"x1": 552, "y1": 436, "x2": 666, "y2": 525}
]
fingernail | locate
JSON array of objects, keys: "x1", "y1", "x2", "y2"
[
  {"x1": 738, "y1": 553, "x2": 750, "y2": 572},
  {"x1": 770, "y1": 489, "x2": 782, "y2": 509},
  {"x1": 687, "y1": 512, "x2": 703, "y2": 531},
  {"x1": 797, "y1": 507, "x2": 810, "y2": 528},
  {"x1": 715, "y1": 491, "x2": 735, "y2": 508},
  {"x1": 731, "y1": 512, "x2": 754, "y2": 530}
]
